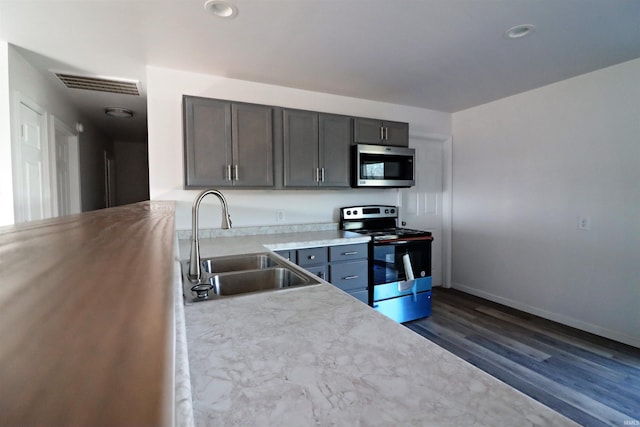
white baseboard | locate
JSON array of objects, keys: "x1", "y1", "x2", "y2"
[{"x1": 450, "y1": 282, "x2": 640, "y2": 349}]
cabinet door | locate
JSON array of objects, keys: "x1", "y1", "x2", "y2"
[
  {"x1": 383, "y1": 120, "x2": 409, "y2": 147},
  {"x1": 232, "y1": 103, "x2": 274, "y2": 187},
  {"x1": 274, "y1": 250, "x2": 292, "y2": 261},
  {"x1": 283, "y1": 109, "x2": 319, "y2": 187},
  {"x1": 318, "y1": 114, "x2": 351, "y2": 187},
  {"x1": 183, "y1": 96, "x2": 233, "y2": 187},
  {"x1": 353, "y1": 117, "x2": 383, "y2": 144},
  {"x1": 349, "y1": 289, "x2": 369, "y2": 304},
  {"x1": 304, "y1": 265, "x2": 328, "y2": 281}
]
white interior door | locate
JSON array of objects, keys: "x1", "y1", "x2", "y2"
[
  {"x1": 14, "y1": 98, "x2": 51, "y2": 222},
  {"x1": 399, "y1": 134, "x2": 452, "y2": 288},
  {"x1": 52, "y1": 117, "x2": 81, "y2": 216}
]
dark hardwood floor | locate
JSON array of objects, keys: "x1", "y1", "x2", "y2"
[{"x1": 404, "y1": 288, "x2": 640, "y2": 427}]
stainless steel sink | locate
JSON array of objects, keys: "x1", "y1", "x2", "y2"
[
  {"x1": 182, "y1": 252, "x2": 320, "y2": 303},
  {"x1": 200, "y1": 252, "x2": 281, "y2": 273},
  {"x1": 207, "y1": 268, "x2": 310, "y2": 296}
]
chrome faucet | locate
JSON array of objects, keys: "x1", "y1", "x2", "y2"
[{"x1": 188, "y1": 189, "x2": 232, "y2": 282}]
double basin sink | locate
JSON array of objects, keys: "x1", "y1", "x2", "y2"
[{"x1": 182, "y1": 252, "x2": 321, "y2": 303}]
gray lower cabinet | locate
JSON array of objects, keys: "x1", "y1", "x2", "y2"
[
  {"x1": 328, "y1": 244, "x2": 368, "y2": 303},
  {"x1": 277, "y1": 243, "x2": 368, "y2": 303},
  {"x1": 283, "y1": 109, "x2": 351, "y2": 188},
  {"x1": 353, "y1": 117, "x2": 409, "y2": 147},
  {"x1": 296, "y1": 247, "x2": 329, "y2": 281},
  {"x1": 183, "y1": 96, "x2": 274, "y2": 187}
]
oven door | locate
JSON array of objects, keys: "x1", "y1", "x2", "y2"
[
  {"x1": 371, "y1": 238, "x2": 432, "y2": 301},
  {"x1": 353, "y1": 144, "x2": 415, "y2": 187},
  {"x1": 370, "y1": 237, "x2": 433, "y2": 323}
]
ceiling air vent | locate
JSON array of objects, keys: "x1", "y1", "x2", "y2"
[{"x1": 53, "y1": 72, "x2": 141, "y2": 96}]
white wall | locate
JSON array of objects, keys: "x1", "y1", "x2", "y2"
[
  {"x1": 146, "y1": 66, "x2": 451, "y2": 230},
  {"x1": 452, "y1": 58, "x2": 640, "y2": 347},
  {"x1": 0, "y1": 42, "x2": 13, "y2": 226}
]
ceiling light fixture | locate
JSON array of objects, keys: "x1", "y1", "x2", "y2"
[
  {"x1": 504, "y1": 24, "x2": 536, "y2": 39},
  {"x1": 204, "y1": 0, "x2": 238, "y2": 19},
  {"x1": 105, "y1": 107, "x2": 134, "y2": 118}
]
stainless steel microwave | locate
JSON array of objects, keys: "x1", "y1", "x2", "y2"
[{"x1": 352, "y1": 144, "x2": 415, "y2": 188}]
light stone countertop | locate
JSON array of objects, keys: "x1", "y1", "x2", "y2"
[
  {"x1": 177, "y1": 229, "x2": 371, "y2": 258},
  {"x1": 177, "y1": 229, "x2": 578, "y2": 426}
]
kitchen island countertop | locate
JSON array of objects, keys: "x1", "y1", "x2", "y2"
[
  {"x1": 0, "y1": 201, "x2": 176, "y2": 426},
  {"x1": 178, "y1": 231, "x2": 578, "y2": 426}
]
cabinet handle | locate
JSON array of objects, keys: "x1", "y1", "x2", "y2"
[
  {"x1": 380, "y1": 126, "x2": 385, "y2": 141},
  {"x1": 315, "y1": 168, "x2": 320, "y2": 182},
  {"x1": 234, "y1": 164, "x2": 239, "y2": 181},
  {"x1": 343, "y1": 275, "x2": 359, "y2": 280},
  {"x1": 320, "y1": 167, "x2": 325, "y2": 182},
  {"x1": 308, "y1": 255, "x2": 316, "y2": 260},
  {"x1": 343, "y1": 251, "x2": 358, "y2": 256},
  {"x1": 226, "y1": 164, "x2": 232, "y2": 181}
]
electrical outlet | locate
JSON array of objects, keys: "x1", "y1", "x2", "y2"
[
  {"x1": 276, "y1": 210, "x2": 286, "y2": 223},
  {"x1": 577, "y1": 216, "x2": 591, "y2": 230}
]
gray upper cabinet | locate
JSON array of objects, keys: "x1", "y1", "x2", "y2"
[
  {"x1": 183, "y1": 96, "x2": 274, "y2": 188},
  {"x1": 353, "y1": 117, "x2": 409, "y2": 147},
  {"x1": 283, "y1": 109, "x2": 351, "y2": 188}
]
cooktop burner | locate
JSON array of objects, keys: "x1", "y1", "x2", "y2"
[{"x1": 340, "y1": 205, "x2": 432, "y2": 240}]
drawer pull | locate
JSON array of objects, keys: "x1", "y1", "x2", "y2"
[
  {"x1": 343, "y1": 275, "x2": 359, "y2": 280},
  {"x1": 343, "y1": 251, "x2": 358, "y2": 256},
  {"x1": 308, "y1": 255, "x2": 315, "y2": 260}
]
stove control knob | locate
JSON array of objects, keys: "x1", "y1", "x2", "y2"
[
  {"x1": 384, "y1": 209, "x2": 389, "y2": 213},
  {"x1": 391, "y1": 209, "x2": 395, "y2": 214},
  {"x1": 346, "y1": 210, "x2": 351, "y2": 215}
]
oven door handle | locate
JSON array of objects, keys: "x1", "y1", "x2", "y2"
[{"x1": 375, "y1": 236, "x2": 433, "y2": 244}]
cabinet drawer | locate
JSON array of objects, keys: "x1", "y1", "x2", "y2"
[
  {"x1": 329, "y1": 243, "x2": 368, "y2": 262},
  {"x1": 296, "y1": 247, "x2": 328, "y2": 267},
  {"x1": 330, "y1": 260, "x2": 368, "y2": 291}
]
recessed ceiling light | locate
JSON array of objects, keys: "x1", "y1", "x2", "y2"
[
  {"x1": 105, "y1": 107, "x2": 134, "y2": 118},
  {"x1": 204, "y1": 0, "x2": 238, "y2": 19},
  {"x1": 504, "y1": 24, "x2": 536, "y2": 39}
]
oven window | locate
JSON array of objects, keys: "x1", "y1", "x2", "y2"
[
  {"x1": 371, "y1": 240, "x2": 431, "y2": 286},
  {"x1": 360, "y1": 154, "x2": 412, "y2": 180}
]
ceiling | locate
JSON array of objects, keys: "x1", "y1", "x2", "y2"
[{"x1": 1, "y1": 0, "x2": 639, "y2": 141}]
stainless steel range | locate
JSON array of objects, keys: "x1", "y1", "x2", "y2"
[{"x1": 340, "y1": 205, "x2": 433, "y2": 323}]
